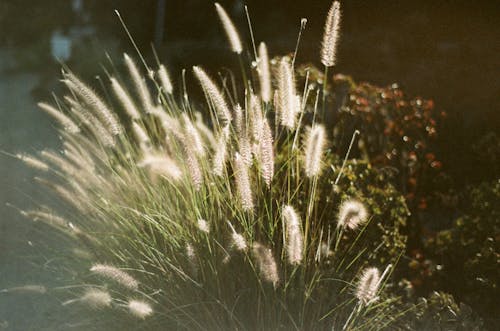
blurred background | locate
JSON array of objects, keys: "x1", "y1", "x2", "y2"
[{"x1": 0, "y1": 0, "x2": 498, "y2": 329}]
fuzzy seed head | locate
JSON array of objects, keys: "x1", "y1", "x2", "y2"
[
  {"x1": 231, "y1": 232, "x2": 247, "y2": 251},
  {"x1": 258, "y1": 119, "x2": 274, "y2": 187},
  {"x1": 110, "y1": 77, "x2": 141, "y2": 120},
  {"x1": 124, "y1": 54, "x2": 155, "y2": 114},
  {"x1": 277, "y1": 58, "x2": 297, "y2": 129},
  {"x1": 356, "y1": 267, "x2": 380, "y2": 304},
  {"x1": 234, "y1": 152, "x2": 254, "y2": 211},
  {"x1": 214, "y1": 3, "x2": 243, "y2": 54},
  {"x1": 158, "y1": 64, "x2": 173, "y2": 94},
  {"x1": 137, "y1": 153, "x2": 182, "y2": 181},
  {"x1": 81, "y1": 288, "x2": 112, "y2": 309},
  {"x1": 193, "y1": 66, "x2": 232, "y2": 125},
  {"x1": 257, "y1": 42, "x2": 271, "y2": 102},
  {"x1": 38, "y1": 102, "x2": 80, "y2": 133},
  {"x1": 128, "y1": 299, "x2": 153, "y2": 319},
  {"x1": 304, "y1": 125, "x2": 326, "y2": 177},
  {"x1": 252, "y1": 242, "x2": 279, "y2": 287},
  {"x1": 337, "y1": 199, "x2": 369, "y2": 230},
  {"x1": 90, "y1": 264, "x2": 139, "y2": 290},
  {"x1": 321, "y1": 1, "x2": 341, "y2": 67},
  {"x1": 282, "y1": 205, "x2": 303, "y2": 265},
  {"x1": 16, "y1": 154, "x2": 49, "y2": 172},
  {"x1": 197, "y1": 218, "x2": 210, "y2": 233}
]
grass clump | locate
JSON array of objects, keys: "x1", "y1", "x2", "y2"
[{"x1": 16, "y1": 2, "x2": 412, "y2": 330}]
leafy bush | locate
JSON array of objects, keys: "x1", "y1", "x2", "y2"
[{"x1": 427, "y1": 180, "x2": 500, "y2": 327}]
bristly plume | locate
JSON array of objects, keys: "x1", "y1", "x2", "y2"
[
  {"x1": 304, "y1": 125, "x2": 326, "y2": 177},
  {"x1": 110, "y1": 77, "x2": 141, "y2": 120},
  {"x1": 337, "y1": 199, "x2": 369, "y2": 230},
  {"x1": 282, "y1": 205, "x2": 303, "y2": 265},
  {"x1": 182, "y1": 114, "x2": 205, "y2": 157},
  {"x1": 90, "y1": 264, "x2": 139, "y2": 290},
  {"x1": 137, "y1": 153, "x2": 182, "y2": 181},
  {"x1": 258, "y1": 119, "x2": 274, "y2": 187},
  {"x1": 123, "y1": 54, "x2": 155, "y2": 114},
  {"x1": 197, "y1": 218, "x2": 210, "y2": 234},
  {"x1": 80, "y1": 288, "x2": 112, "y2": 309},
  {"x1": 158, "y1": 64, "x2": 173, "y2": 95},
  {"x1": 38, "y1": 102, "x2": 80, "y2": 133},
  {"x1": 131, "y1": 122, "x2": 151, "y2": 152},
  {"x1": 249, "y1": 93, "x2": 264, "y2": 142},
  {"x1": 16, "y1": 153, "x2": 49, "y2": 172},
  {"x1": 277, "y1": 57, "x2": 298, "y2": 129},
  {"x1": 227, "y1": 220, "x2": 247, "y2": 251},
  {"x1": 63, "y1": 72, "x2": 122, "y2": 136},
  {"x1": 128, "y1": 299, "x2": 153, "y2": 319},
  {"x1": 193, "y1": 66, "x2": 232, "y2": 125},
  {"x1": 214, "y1": 3, "x2": 243, "y2": 54},
  {"x1": 257, "y1": 42, "x2": 271, "y2": 102},
  {"x1": 234, "y1": 152, "x2": 254, "y2": 211},
  {"x1": 213, "y1": 128, "x2": 229, "y2": 176},
  {"x1": 355, "y1": 267, "x2": 380, "y2": 305},
  {"x1": 321, "y1": 1, "x2": 341, "y2": 67},
  {"x1": 252, "y1": 242, "x2": 279, "y2": 287}
]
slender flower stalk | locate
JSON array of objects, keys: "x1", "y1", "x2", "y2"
[
  {"x1": 321, "y1": 1, "x2": 341, "y2": 67},
  {"x1": 214, "y1": 3, "x2": 243, "y2": 54}
]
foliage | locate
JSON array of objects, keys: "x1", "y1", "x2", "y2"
[
  {"x1": 426, "y1": 179, "x2": 500, "y2": 327},
  {"x1": 296, "y1": 66, "x2": 447, "y2": 213}
]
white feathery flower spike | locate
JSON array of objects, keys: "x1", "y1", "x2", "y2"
[
  {"x1": 282, "y1": 205, "x2": 303, "y2": 265},
  {"x1": 16, "y1": 153, "x2": 49, "y2": 172},
  {"x1": 304, "y1": 125, "x2": 326, "y2": 177},
  {"x1": 38, "y1": 102, "x2": 80, "y2": 133},
  {"x1": 321, "y1": 1, "x2": 341, "y2": 67},
  {"x1": 227, "y1": 221, "x2": 247, "y2": 251},
  {"x1": 356, "y1": 267, "x2": 380, "y2": 305},
  {"x1": 158, "y1": 64, "x2": 173, "y2": 94},
  {"x1": 214, "y1": 3, "x2": 243, "y2": 54},
  {"x1": 128, "y1": 299, "x2": 153, "y2": 319},
  {"x1": 182, "y1": 114, "x2": 205, "y2": 157},
  {"x1": 80, "y1": 288, "x2": 112, "y2": 309},
  {"x1": 63, "y1": 72, "x2": 122, "y2": 136},
  {"x1": 213, "y1": 128, "x2": 229, "y2": 176},
  {"x1": 257, "y1": 42, "x2": 271, "y2": 103},
  {"x1": 252, "y1": 242, "x2": 279, "y2": 287},
  {"x1": 124, "y1": 53, "x2": 155, "y2": 114},
  {"x1": 90, "y1": 264, "x2": 139, "y2": 290},
  {"x1": 197, "y1": 218, "x2": 210, "y2": 233},
  {"x1": 277, "y1": 57, "x2": 297, "y2": 129},
  {"x1": 258, "y1": 119, "x2": 274, "y2": 187},
  {"x1": 337, "y1": 199, "x2": 369, "y2": 230},
  {"x1": 234, "y1": 152, "x2": 254, "y2": 211},
  {"x1": 193, "y1": 66, "x2": 232, "y2": 125},
  {"x1": 137, "y1": 153, "x2": 182, "y2": 181},
  {"x1": 110, "y1": 77, "x2": 141, "y2": 120}
]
